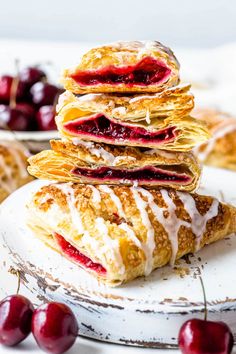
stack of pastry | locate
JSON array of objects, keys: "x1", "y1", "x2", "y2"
[{"x1": 27, "y1": 41, "x2": 236, "y2": 286}]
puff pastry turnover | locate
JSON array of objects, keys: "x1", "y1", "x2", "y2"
[
  {"x1": 28, "y1": 139, "x2": 201, "y2": 192},
  {"x1": 0, "y1": 141, "x2": 33, "y2": 202},
  {"x1": 62, "y1": 41, "x2": 180, "y2": 94},
  {"x1": 194, "y1": 108, "x2": 236, "y2": 170},
  {"x1": 27, "y1": 183, "x2": 236, "y2": 286},
  {"x1": 56, "y1": 90, "x2": 209, "y2": 151}
]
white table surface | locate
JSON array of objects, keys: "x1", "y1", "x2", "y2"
[{"x1": 1, "y1": 39, "x2": 236, "y2": 353}]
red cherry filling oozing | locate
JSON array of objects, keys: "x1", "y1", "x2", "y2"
[
  {"x1": 64, "y1": 114, "x2": 176, "y2": 147},
  {"x1": 72, "y1": 166, "x2": 191, "y2": 184},
  {"x1": 70, "y1": 57, "x2": 171, "y2": 86},
  {"x1": 54, "y1": 233, "x2": 106, "y2": 275}
]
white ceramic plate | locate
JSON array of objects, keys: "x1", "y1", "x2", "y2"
[{"x1": 1, "y1": 166, "x2": 236, "y2": 348}]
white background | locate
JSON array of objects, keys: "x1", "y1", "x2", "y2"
[{"x1": 0, "y1": 0, "x2": 236, "y2": 47}]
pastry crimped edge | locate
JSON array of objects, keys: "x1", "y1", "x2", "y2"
[
  {"x1": 0, "y1": 141, "x2": 33, "y2": 203},
  {"x1": 194, "y1": 108, "x2": 236, "y2": 170},
  {"x1": 27, "y1": 183, "x2": 236, "y2": 286},
  {"x1": 61, "y1": 41, "x2": 180, "y2": 94},
  {"x1": 57, "y1": 84, "x2": 194, "y2": 122},
  {"x1": 28, "y1": 139, "x2": 201, "y2": 192}
]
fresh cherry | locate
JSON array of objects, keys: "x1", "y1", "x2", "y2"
[
  {"x1": 19, "y1": 67, "x2": 46, "y2": 86},
  {"x1": 178, "y1": 319, "x2": 234, "y2": 354},
  {"x1": 0, "y1": 104, "x2": 32, "y2": 131},
  {"x1": 0, "y1": 295, "x2": 34, "y2": 346},
  {"x1": 36, "y1": 105, "x2": 57, "y2": 131},
  {"x1": 0, "y1": 75, "x2": 27, "y2": 103},
  {"x1": 30, "y1": 82, "x2": 60, "y2": 106},
  {"x1": 32, "y1": 302, "x2": 78, "y2": 354}
]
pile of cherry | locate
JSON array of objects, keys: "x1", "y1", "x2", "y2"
[
  {"x1": 0, "y1": 66, "x2": 62, "y2": 132},
  {"x1": 0, "y1": 294, "x2": 78, "y2": 354},
  {"x1": 0, "y1": 293, "x2": 234, "y2": 354}
]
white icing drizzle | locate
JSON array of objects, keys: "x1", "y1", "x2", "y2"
[
  {"x1": 137, "y1": 187, "x2": 189, "y2": 266},
  {"x1": 177, "y1": 192, "x2": 219, "y2": 251},
  {"x1": 145, "y1": 108, "x2": 151, "y2": 124},
  {"x1": 54, "y1": 183, "x2": 125, "y2": 275},
  {"x1": 131, "y1": 187, "x2": 156, "y2": 275},
  {"x1": 112, "y1": 155, "x2": 137, "y2": 166},
  {"x1": 95, "y1": 217, "x2": 125, "y2": 275},
  {"x1": 144, "y1": 149, "x2": 176, "y2": 159},
  {"x1": 112, "y1": 106, "x2": 127, "y2": 115},
  {"x1": 72, "y1": 138, "x2": 116, "y2": 164},
  {"x1": 196, "y1": 124, "x2": 236, "y2": 162},
  {"x1": 99, "y1": 185, "x2": 126, "y2": 219},
  {"x1": 55, "y1": 183, "x2": 84, "y2": 234},
  {"x1": 89, "y1": 185, "x2": 101, "y2": 205},
  {"x1": 119, "y1": 223, "x2": 142, "y2": 248}
]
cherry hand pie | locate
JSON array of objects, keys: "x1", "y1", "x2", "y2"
[
  {"x1": 194, "y1": 108, "x2": 236, "y2": 170},
  {"x1": 0, "y1": 141, "x2": 33, "y2": 202},
  {"x1": 28, "y1": 139, "x2": 201, "y2": 192},
  {"x1": 62, "y1": 41, "x2": 180, "y2": 94},
  {"x1": 27, "y1": 183, "x2": 236, "y2": 286},
  {"x1": 56, "y1": 89, "x2": 209, "y2": 150}
]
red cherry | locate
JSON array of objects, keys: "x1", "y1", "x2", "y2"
[
  {"x1": 36, "y1": 105, "x2": 57, "y2": 131},
  {"x1": 0, "y1": 104, "x2": 32, "y2": 131},
  {"x1": 32, "y1": 302, "x2": 78, "y2": 354},
  {"x1": 19, "y1": 67, "x2": 46, "y2": 86},
  {"x1": 30, "y1": 82, "x2": 60, "y2": 106},
  {"x1": 16, "y1": 103, "x2": 36, "y2": 119},
  {"x1": 0, "y1": 75, "x2": 27, "y2": 103},
  {"x1": 178, "y1": 319, "x2": 234, "y2": 354},
  {"x1": 0, "y1": 295, "x2": 34, "y2": 346}
]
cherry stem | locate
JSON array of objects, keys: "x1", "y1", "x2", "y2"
[
  {"x1": 9, "y1": 59, "x2": 20, "y2": 109},
  {"x1": 9, "y1": 268, "x2": 21, "y2": 294},
  {"x1": 199, "y1": 276, "x2": 207, "y2": 321}
]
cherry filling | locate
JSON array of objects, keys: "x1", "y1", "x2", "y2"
[
  {"x1": 72, "y1": 166, "x2": 191, "y2": 184},
  {"x1": 70, "y1": 57, "x2": 171, "y2": 86},
  {"x1": 64, "y1": 114, "x2": 176, "y2": 146},
  {"x1": 54, "y1": 233, "x2": 106, "y2": 275}
]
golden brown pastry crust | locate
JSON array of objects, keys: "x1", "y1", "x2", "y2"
[
  {"x1": 27, "y1": 139, "x2": 201, "y2": 191},
  {"x1": 56, "y1": 90, "x2": 210, "y2": 151},
  {"x1": 194, "y1": 108, "x2": 236, "y2": 170},
  {"x1": 62, "y1": 41, "x2": 180, "y2": 94},
  {"x1": 0, "y1": 141, "x2": 33, "y2": 203},
  {"x1": 57, "y1": 85, "x2": 194, "y2": 122},
  {"x1": 27, "y1": 183, "x2": 236, "y2": 286}
]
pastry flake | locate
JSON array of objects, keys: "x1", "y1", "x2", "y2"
[
  {"x1": 194, "y1": 108, "x2": 236, "y2": 170},
  {"x1": 62, "y1": 41, "x2": 180, "y2": 94},
  {"x1": 27, "y1": 183, "x2": 236, "y2": 286},
  {"x1": 27, "y1": 139, "x2": 201, "y2": 192},
  {"x1": 56, "y1": 90, "x2": 209, "y2": 151}
]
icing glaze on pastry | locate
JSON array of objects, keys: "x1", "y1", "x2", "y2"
[
  {"x1": 28, "y1": 183, "x2": 236, "y2": 286},
  {"x1": 28, "y1": 140, "x2": 201, "y2": 192},
  {"x1": 62, "y1": 41, "x2": 180, "y2": 94}
]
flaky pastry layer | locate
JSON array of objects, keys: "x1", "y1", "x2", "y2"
[
  {"x1": 62, "y1": 41, "x2": 180, "y2": 94},
  {"x1": 56, "y1": 91, "x2": 210, "y2": 151},
  {"x1": 27, "y1": 183, "x2": 236, "y2": 286},
  {"x1": 28, "y1": 139, "x2": 201, "y2": 192}
]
